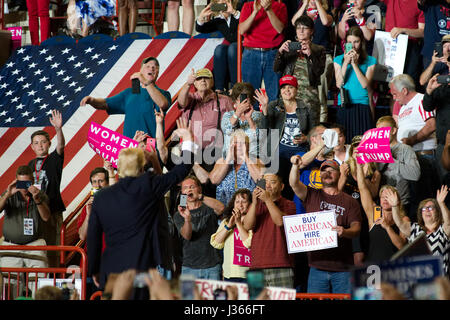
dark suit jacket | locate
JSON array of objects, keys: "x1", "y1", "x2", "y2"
[
  {"x1": 195, "y1": 15, "x2": 239, "y2": 43},
  {"x1": 87, "y1": 151, "x2": 194, "y2": 289}
]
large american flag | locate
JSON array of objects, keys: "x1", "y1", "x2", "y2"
[{"x1": 0, "y1": 32, "x2": 225, "y2": 225}]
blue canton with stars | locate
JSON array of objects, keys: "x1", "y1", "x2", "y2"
[{"x1": 0, "y1": 38, "x2": 130, "y2": 127}]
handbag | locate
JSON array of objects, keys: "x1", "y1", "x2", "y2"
[{"x1": 339, "y1": 85, "x2": 350, "y2": 108}]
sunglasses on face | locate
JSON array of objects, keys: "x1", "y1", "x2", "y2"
[{"x1": 421, "y1": 206, "x2": 436, "y2": 212}]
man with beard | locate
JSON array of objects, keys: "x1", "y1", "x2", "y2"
[
  {"x1": 80, "y1": 57, "x2": 171, "y2": 139},
  {"x1": 289, "y1": 158, "x2": 361, "y2": 294}
]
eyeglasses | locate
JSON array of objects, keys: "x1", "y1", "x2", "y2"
[{"x1": 421, "y1": 206, "x2": 436, "y2": 212}]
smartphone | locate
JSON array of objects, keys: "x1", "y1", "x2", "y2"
[
  {"x1": 90, "y1": 187, "x2": 100, "y2": 197},
  {"x1": 437, "y1": 75, "x2": 450, "y2": 84},
  {"x1": 289, "y1": 41, "x2": 302, "y2": 51},
  {"x1": 132, "y1": 78, "x2": 140, "y2": 94},
  {"x1": 133, "y1": 272, "x2": 150, "y2": 288},
  {"x1": 180, "y1": 274, "x2": 196, "y2": 300},
  {"x1": 179, "y1": 194, "x2": 188, "y2": 208},
  {"x1": 210, "y1": 2, "x2": 227, "y2": 12},
  {"x1": 434, "y1": 42, "x2": 443, "y2": 58},
  {"x1": 246, "y1": 270, "x2": 265, "y2": 300},
  {"x1": 213, "y1": 288, "x2": 228, "y2": 300},
  {"x1": 146, "y1": 137, "x2": 156, "y2": 151},
  {"x1": 373, "y1": 206, "x2": 382, "y2": 221},
  {"x1": 345, "y1": 42, "x2": 353, "y2": 53},
  {"x1": 256, "y1": 178, "x2": 266, "y2": 190},
  {"x1": 240, "y1": 93, "x2": 248, "y2": 103},
  {"x1": 16, "y1": 180, "x2": 32, "y2": 189},
  {"x1": 347, "y1": 2, "x2": 354, "y2": 8}
]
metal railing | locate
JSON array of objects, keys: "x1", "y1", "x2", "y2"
[{"x1": 0, "y1": 245, "x2": 88, "y2": 300}]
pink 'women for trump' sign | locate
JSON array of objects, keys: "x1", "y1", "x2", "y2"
[
  {"x1": 356, "y1": 127, "x2": 394, "y2": 164},
  {"x1": 233, "y1": 228, "x2": 251, "y2": 267},
  {"x1": 87, "y1": 121, "x2": 139, "y2": 168}
]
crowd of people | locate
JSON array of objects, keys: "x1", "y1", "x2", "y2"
[{"x1": 1, "y1": 0, "x2": 450, "y2": 301}]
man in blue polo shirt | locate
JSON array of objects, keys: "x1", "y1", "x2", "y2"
[{"x1": 80, "y1": 57, "x2": 171, "y2": 139}]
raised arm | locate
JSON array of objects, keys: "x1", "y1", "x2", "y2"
[
  {"x1": 386, "y1": 188, "x2": 411, "y2": 237},
  {"x1": 437, "y1": 185, "x2": 450, "y2": 237},
  {"x1": 242, "y1": 189, "x2": 258, "y2": 231},
  {"x1": 289, "y1": 155, "x2": 308, "y2": 201},
  {"x1": 356, "y1": 161, "x2": 376, "y2": 228},
  {"x1": 177, "y1": 69, "x2": 196, "y2": 108},
  {"x1": 49, "y1": 109, "x2": 65, "y2": 155}
]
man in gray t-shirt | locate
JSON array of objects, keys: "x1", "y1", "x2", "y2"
[
  {"x1": 0, "y1": 165, "x2": 51, "y2": 298},
  {"x1": 173, "y1": 176, "x2": 223, "y2": 280}
]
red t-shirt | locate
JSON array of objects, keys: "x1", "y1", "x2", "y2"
[
  {"x1": 250, "y1": 197, "x2": 296, "y2": 269},
  {"x1": 77, "y1": 205, "x2": 106, "y2": 253},
  {"x1": 303, "y1": 188, "x2": 362, "y2": 272},
  {"x1": 382, "y1": 0, "x2": 424, "y2": 38},
  {"x1": 239, "y1": 1, "x2": 288, "y2": 48}
]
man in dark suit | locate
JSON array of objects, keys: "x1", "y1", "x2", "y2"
[{"x1": 87, "y1": 119, "x2": 198, "y2": 295}]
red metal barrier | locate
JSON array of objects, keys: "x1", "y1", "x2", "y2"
[
  {"x1": 90, "y1": 290, "x2": 103, "y2": 300},
  {"x1": 0, "y1": 245, "x2": 87, "y2": 300},
  {"x1": 296, "y1": 293, "x2": 351, "y2": 300}
]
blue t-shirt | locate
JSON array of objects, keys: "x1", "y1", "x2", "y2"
[
  {"x1": 292, "y1": 151, "x2": 325, "y2": 214},
  {"x1": 419, "y1": 3, "x2": 450, "y2": 61},
  {"x1": 334, "y1": 54, "x2": 376, "y2": 105},
  {"x1": 105, "y1": 86, "x2": 171, "y2": 139}
]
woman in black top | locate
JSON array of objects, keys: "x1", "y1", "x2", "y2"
[
  {"x1": 195, "y1": 0, "x2": 240, "y2": 93},
  {"x1": 356, "y1": 156, "x2": 408, "y2": 264}
]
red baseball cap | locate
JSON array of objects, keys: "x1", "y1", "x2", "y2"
[{"x1": 279, "y1": 75, "x2": 298, "y2": 88}]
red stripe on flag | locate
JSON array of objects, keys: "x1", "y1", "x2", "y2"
[
  {"x1": 0, "y1": 127, "x2": 27, "y2": 158},
  {"x1": 157, "y1": 38, "x2": 207, "y2": 89}
]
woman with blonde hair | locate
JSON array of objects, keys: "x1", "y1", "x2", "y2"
[
  {"x1": 208, "y1": 130, "x2": 265, "y2": 206},
  {"x1": 392, "y1": 185, "x2": 450, "y2": 276}
]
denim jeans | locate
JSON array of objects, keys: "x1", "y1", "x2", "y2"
[
  {"x1": 213, "y1": 42, "x2": 238, "y2": 91},
  {"x1": 307, "y1": 267, "x2": 351, "y2": 293},
  {"x1": 181, "y1": 264, "x2": 222, "y2": 280},
  {"x1": 241, "y1": 48, "x2": 280, "y2": 105}
]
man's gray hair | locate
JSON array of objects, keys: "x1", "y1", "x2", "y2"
[{"x1": 390, "y1": 74, "x2": 415, "y2": 92}]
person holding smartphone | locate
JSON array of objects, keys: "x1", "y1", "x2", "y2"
[
  {"x1": 0, "y1": 165, "x2": 50, "y2": 299},
  {"x1": 256, "y1": 74, "x2": 313, "y2": 199},
  {"x1": 210, "y1": 189, "x2": 253, "y2": 282},
  {"x1": 80, "y1": 57, "x2": 171, "y2": 139},
  {"x1": 337, "y1": 0, "x2": 376, "y2": 54},
  {"x1": 242, "y1": 173, "x2": 297, "y2": 288},
  {"x1": 195, "y1": 0, "x2": 241, "y2": 94},
  {"x1": 173, "y1": 176, "x2": 224, "y2": 280},
  {"x1": 334, "y1": 26, "x2": 376, "y2": 144},
  {"x1": 274, "y1": 15, "x2": 326, "y2": 126},
  {"x1": 220, "y1": 82, "x2": 263, "y2": 160}
]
